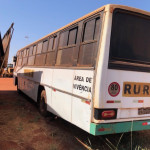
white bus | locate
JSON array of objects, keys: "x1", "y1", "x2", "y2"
[{"x1": 14, "y1": 4, "x2": 150, "y2": 135}]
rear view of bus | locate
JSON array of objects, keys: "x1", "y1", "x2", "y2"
[{"x1": 92, "y1": 5, "x2": 150, "y2": 135}]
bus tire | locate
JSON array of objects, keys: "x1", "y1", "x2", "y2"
[
  {"x1": 17, "y1": 84, "x2": 21, "y2": 94},
  {"x1": 39, "y1": 90, "x2": 47, "y2": 117},
  {"x1": 16, "y1": 78, "x2": 21, "y2": 93}
]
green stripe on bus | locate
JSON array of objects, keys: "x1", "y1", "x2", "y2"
[{"x1": 90, "y1": 120, "x2": 150, "y2": 135}]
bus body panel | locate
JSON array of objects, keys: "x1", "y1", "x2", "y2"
[
  {"x1": 72, "y1": 97, "x2": 91, "y2": 132},
  {"x1": 106, "y1": 70, "x2": 150, "y2": 108},
  {"x1": 90, "y1": 119, "x2": 150, "y2": 135},
  {"x1": 15, "y1": 67, "x2": 94, "y2": 133},
  {"x1": 73, "y1": 70, "x2": 94, "y2": 99}
]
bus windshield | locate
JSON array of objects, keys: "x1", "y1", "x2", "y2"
[{"x1": 109, "y1": 9, "x2": 150, "y2": 72}]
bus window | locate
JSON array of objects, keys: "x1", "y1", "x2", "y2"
[
  {"x1": 83, "y1": 19, "x2": 95, "y2": 42},
  {"x1": 94, "y1": 18, "x2": 101, "y2": 40},
  {"x1": 59, "y1": 31, "x2": 69, "y2": 47},
  {"x1": 46, "y1": 52, "x2": 55, "y2": 65},
  {"x1": 26, "y1": 48, "x2": 29, "y2": 56},
  {"x1": 52, "y1": 36, "x2": 57, "y2": 50},
  {"x1": 29, "y1": 46, "x2": 33, "y2": 56},
  {"x1": 48, "y1": 36, "x2": 57, "y2": 51},
  {"x1": 28, "y1": 46, "x2": 35, "y2": 66},
  {"x1": 36, "y1": 42, "x2": 43, "y2": 54},
  {"x1": 109, "y1": 9, "x2": 150, "y2": 72},
  {"x1": 68, "y1": 27, "x2": 78, "y2": 45},
  {"x1": 56, "y1": 27, "x2": 78, "y2": 66},
  {"x1": 20, "y1": 51, "x2": 23, "y2": 58},
  {"x1": 35, "y1": 54, "x2": 46, "y2": 66},
  {"x1": 42, "y1": 40, "x2": 48, "y2": 52},
  {"x1": 17, "y1": 58, "x2": 22, "y2": 66},
  {"x1": 48, "y1": 38, "x2": 53, "y2": 51},
  {"x1": 33, "y1": 45, "x2": 37, "y2": 55},
  {"x1": 28, "y1": 56, "x2": 35, "y2": 66},
  {"x1": 22, "y1": 49, "x2": 28, "y2": 66},
  {"x1": 19, "y1": 52, "x2": 21, "y2": 58},
  {"x1": 78, "y1": 17, "x2": 101, "y2": 66},
  {"x1": 23, "y1": 49, "x2": 27, "y2": 57},
  {"x1": 22, "y1": 57, "x2": 28, "y2": 65},
  {"x1": 46, "y1": 36, "x2": 57, "y2": 66}
]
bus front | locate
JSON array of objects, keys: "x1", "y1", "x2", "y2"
[{"x1": 91, "y1": 5, "x2": 150, "y2": 135}]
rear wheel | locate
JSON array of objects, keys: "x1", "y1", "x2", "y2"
[
  {"x1": 39, "y1": 90, "x2": 47, "y2": 117},
  {"x1": 17, "y1": 83, "x2": 21, "y2": 93}
]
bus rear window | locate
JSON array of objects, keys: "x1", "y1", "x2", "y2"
[{"x1": 109, "y1": 9, "x2": 150, "y2": 72}]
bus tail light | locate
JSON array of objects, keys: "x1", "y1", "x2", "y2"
[
  {"x1": 94, "y1": 108, "x2": 117, "y2": 120},
  {"x1": 102, "y1": 110, "x2": 115, "y2": 119},
  {"x1": 142, "y1": 122, "x2": 150, "y2": 126}
]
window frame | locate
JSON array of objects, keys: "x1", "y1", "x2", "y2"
[{"x1": 77, "y1": 15, "x2": 101, "y2": 67}]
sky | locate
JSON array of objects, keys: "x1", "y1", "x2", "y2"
[{"x1": 0, "y1": 0, "x2": 150, "y2": 63}]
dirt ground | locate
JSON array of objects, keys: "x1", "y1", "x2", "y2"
[{"x1": 1, "y1": 78, "x2": 150, "y2": 150}]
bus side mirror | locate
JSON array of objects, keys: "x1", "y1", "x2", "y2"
[{"x1": 13, "y1": 56, "x2": 17, "y2": 63}]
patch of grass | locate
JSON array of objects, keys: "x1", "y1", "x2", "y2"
[{"x1": 135, "y1": 145, "x2": 149, "y2": 150}]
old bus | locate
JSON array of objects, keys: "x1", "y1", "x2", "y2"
[{"x1": 14, "y1": 4, "x2": 150, "y2": 135}]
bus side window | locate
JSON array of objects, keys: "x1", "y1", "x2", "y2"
[
  {"x1": 29, "y1": 46, "x2": 33, "y2": 56},
  {"x1": 35, "y1": 42, "x2": 46, "y2": 66},
  {"x1": 35, "y1": 53, "x2": 46, "y2": 66},
  {"x1": 82, "y1": 19, "x2": 95, "y2": 42},
  {"x1": 48, "y1": 38, "x2": 53, "y2": 51},
  {"x1": 46, "y1": 36, "x2": 57, "y2": 66},
  {"x1": 42, "y1": 40, "x2": 48, "y2": 52},
  {"x1": 56, "y1": 27, "x2": 78, "y2": 66},
  {"x1": 22, "y1": 49, "x2": 28, "y2": 66},
  {"x1": 68, "y1": 27, "x2": 78, "y2": 45},
  {"x1": 17, "y1": 52, "x2": 22, "y2": 66},
  {"x1": 36, "y1": 42, "x2": 43, "y2": 54},
  {"x1": 78, "y1": 17, "x2": 100, "y2": 67},
  {"x1": 52, "y1": 36, "x2": 57, "y2": 50},
  {"x1": 26, "y1": 49, "x2": 29, "y2": 57},
  {"x1": 94, "y1": 18, "x2": 101, "y2": 40},
  {"x1": 33, "y1": 45, "x2": 37, "y2": 55},
  {"x1": 23, "y1": 49, "x2": 27, "y2": 57},
  {"x1": 28, "y1": 46, "x2": 35, "y2": 66},
  {"x1": 59, "y1": 31, "x2": 69, "y2": 48},
  {"x1": 48, "y1": 36, "x2": 57, "y2": 51},
  {"x1": 17, "y1": 58, "x2": 22, "y2": 66}
]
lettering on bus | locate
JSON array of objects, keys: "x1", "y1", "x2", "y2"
[
  {"x1": 123, "y1": 82, "x2": 150, "y2": 97},
  {"x1": 73, "y1": 76, "x2": 92, "y2": 93}
]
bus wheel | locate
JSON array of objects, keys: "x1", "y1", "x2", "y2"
[
  {"x1": 39, "y1": 90, "x2": 47, "y2": 117},
  {"x1": 17, "y1": 84, "x2": 21, "y2": 93}
]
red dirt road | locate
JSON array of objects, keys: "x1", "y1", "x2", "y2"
[
  {"x1": 0, "y1": 78, "x2": 17, "y2": 91},
  {"x1": 0, "y1": 78, "x2": 87, "y2": 150}
]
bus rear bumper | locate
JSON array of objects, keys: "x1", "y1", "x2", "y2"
[{"x1": 90, "y1": 119, "x2": 150, "y2": 135}]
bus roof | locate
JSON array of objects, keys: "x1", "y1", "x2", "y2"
[{"x1": 17, "y1": 4, "x2": 150, "y2": 52}]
